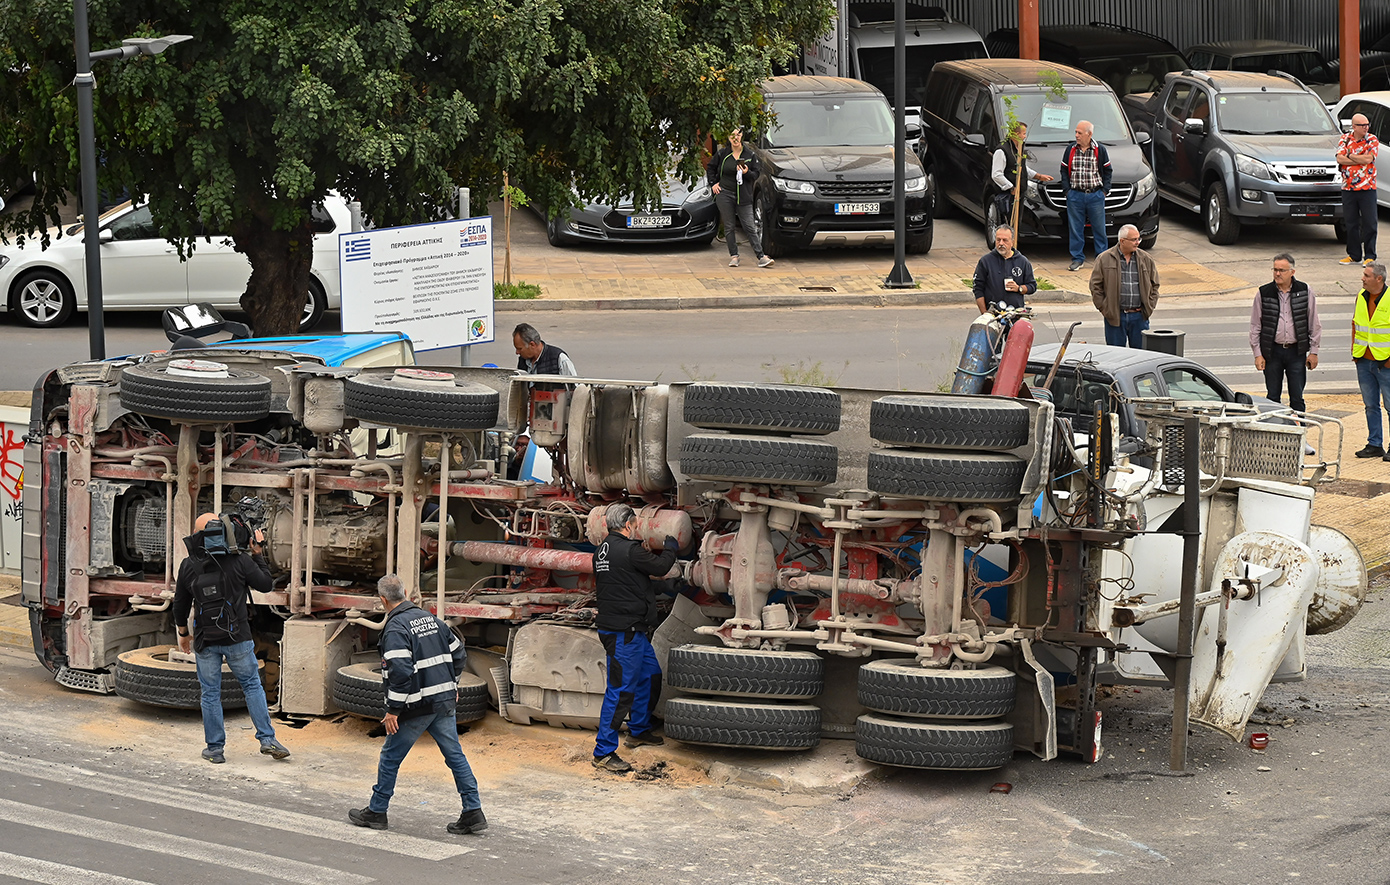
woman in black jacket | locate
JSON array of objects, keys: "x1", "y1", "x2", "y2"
[{"x1": 705, "y1": 128, "x2": 773, "y2": 268}]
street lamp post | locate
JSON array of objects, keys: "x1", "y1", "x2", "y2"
[{"x1": 73, "y1": 0, "x2": 190, "y2": 359}]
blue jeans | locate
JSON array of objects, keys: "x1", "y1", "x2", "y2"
[
  {"x1": 1343, "y1": 188, "x2": 1378, "y2": 261},
  {"x1": 1104, "y1": 310, "x2": 1149, "y2": 348},
  {"x1": 1067, "y1": 189, "x2": 1108, "y2": 261},
  {"x1": 195, "y1": 639, "x2": 276, "y2": 752},
  {"x1": 369, "y1": 703, "x2": 480, "y2": 814},
  {"x1": 595, "y1": 630, "x2": 661, "y2": 758},
  {"x1": 1356, "y1": 357, "x2": 1390, "y2": 448}
]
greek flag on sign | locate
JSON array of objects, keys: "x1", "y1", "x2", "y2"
[{"x1": 344, "y1": 238, "x2": 371, "y2": 262}]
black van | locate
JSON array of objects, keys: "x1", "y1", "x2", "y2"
[
  {"x1": 918, "y1": 59, "x2": 1160, "y2": 248},
  {"x1": 985, "y1": 23, "x2": 1188, "y2": 98}
]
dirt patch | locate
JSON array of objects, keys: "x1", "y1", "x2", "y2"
[{"x1": 1318, "y1": 478, "x2": 1390, "y2": 499}]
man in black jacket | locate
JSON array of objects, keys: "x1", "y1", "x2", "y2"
[
  {"x1": 173, "y1": 513, "x2": 290, "y2": 765},
  {"x1": 350, "y1": 573, "x2": 486, "y2": 835},
  {"x1": 592, "y1": 504, "x2": 679, "y2": 773},
  {"x1": 972, "y1": 224, "x2": 1036, "y2": 314},
  {"x1": 1249, "y1": 252, "x2": 1321, "y2": 413}
]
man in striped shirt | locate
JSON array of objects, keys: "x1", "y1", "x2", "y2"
[{"x1": 350, "y1": 574, "x2": 487, "y2": 835}]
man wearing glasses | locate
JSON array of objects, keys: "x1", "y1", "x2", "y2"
[
  {"x1": 1089, "y1": 223, "x2": 1159, "y2": 348},
  {"x1": 1337, "y1": 114, "x2": 1379, "y2": 267},
  {"x1": 1249, "y1": 253, "x2": 1321, "y2": 414}
]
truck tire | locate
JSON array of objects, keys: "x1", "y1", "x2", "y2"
[
  {"x1": 1204, "y1": 181, "x2": 1241, "y2": 246},
  {"x1": 332, "y1": 663, "x2": 490, "y2": 723},
  {"x1": 119, "y1": 362, "x2": 272, "y2": 424},
  {"x1": 867, "y1": 451, "x2": 1026, "y2": 502},
  {"x1": 855, "y1": 715, "x2": 1014, "y2": 770},
  {"x1": 113, "y1": 645, "x2": 256, "y2": 710},
  {"x1": 858, "y1": 660, "x2": 1016, "y2": 718},
  {"x1": 870, "y1": 395, "x2": 1030, "y2": 450},
  {"x1": 344, "y1": 370, "x2": 499, "y2": 431},
  {"x1": 666, "y1": 645, "x2": 824, "y2": 699},
  {"x1": 680, "y1": 433, "x2": 838, "y2": 487},
  {"x1": 683, "y1": 384, "x2": 840, "y2": 435},
  {"x1": 664, "y1": 698, "x2": 820, "y2": 750}
]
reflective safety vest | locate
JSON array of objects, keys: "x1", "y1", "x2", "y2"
[{"x1": 1353, "y1": 289, "x2": 1390, "y2": 360}]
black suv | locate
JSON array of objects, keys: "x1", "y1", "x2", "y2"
[
  {"x1": 753, "y1": 76, "x2": 932, "y2": 257},
  {"x1": 986, "y1": 23, "x2": 1188, "y2": 97},
  {"x1": 918, "y1": 59, "x2": 1159, "y2": 248}
]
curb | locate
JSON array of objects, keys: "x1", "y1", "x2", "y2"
[{"x1": 495, "y1": 282, "x2": 1256, "y2": 312}]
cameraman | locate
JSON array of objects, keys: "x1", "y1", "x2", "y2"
[{"x1": 173, "y1": 512, "x2": 291, "y2": 765}]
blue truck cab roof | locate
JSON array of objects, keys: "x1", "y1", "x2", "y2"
[{"x1": 203, "y1": 332, "x2": 415, "y2": 367}]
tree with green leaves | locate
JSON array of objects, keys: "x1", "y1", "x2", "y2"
[{"x1": 0, "y1": 0, "x2": 832, "y2": 334}]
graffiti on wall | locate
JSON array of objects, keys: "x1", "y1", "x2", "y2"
[{"x1": 1, "y1": 426, "x2": 22, "y2": 518}]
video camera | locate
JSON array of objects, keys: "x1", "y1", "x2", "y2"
[{"x1": 214, "y1": 496, "x2": 269, "y2": 554}]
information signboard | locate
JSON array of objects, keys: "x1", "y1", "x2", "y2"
[{"x1": 338, "y1": 216, "x2": 495, "y2": 351}]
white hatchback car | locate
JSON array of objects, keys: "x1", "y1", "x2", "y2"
[
  {"x1": 0, "y1": 197, "x2": 346, "y2": 329},
  {"x1": 1332, "y1": 91, "x2": 1390, "y2": 209}
]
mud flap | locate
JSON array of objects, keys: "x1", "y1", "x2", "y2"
[
  {"x1": 1189, "y1": 531, "x2": 1318, "y2": 741},
  {"x1": 1012, "y1": 639, "x2": 1058, "y2": 761}
]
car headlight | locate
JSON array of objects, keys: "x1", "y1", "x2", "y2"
[
  {"x1": 904, "y1": 176, "x2": 926, "y2": 194},
  {"x1": 772, "y1": 176, "x2": 815, "y2": 195},
  {"x1": 1134, "y1": 172, "x2": 1156, "y2": 199},
  {"x1": 1235, "y1": 154, "x2": 1272, "y2": 181},
  {"x1": 684, "y1": 184, "x2": 713, "y2": 205}
]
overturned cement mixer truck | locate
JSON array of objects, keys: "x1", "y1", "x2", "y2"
[{"x1": 20, "y1": 304, "x2": 1367, "y2": 769}]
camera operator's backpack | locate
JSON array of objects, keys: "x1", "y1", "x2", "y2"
[{"x1": 192, "y1": 521, "x2": 240, "y2": 644}]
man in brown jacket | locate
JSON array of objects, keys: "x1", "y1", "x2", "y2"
[{"x1": 1089, "y1": 223, "x2": 1160, "y2": 348}]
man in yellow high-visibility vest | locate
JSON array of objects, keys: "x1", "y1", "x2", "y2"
[{"x1": 1353, "y1": 262, "x2": 1390, "y2": 460}]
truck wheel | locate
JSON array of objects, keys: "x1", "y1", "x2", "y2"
[
  {"x1": 870, "y1": 395, "x2": 1030, "y2": 450},
  {"x1": 754, "y1": 192, "x2": 785, "y2": 258},
  {"x1": 113, "y1": 645, "x2": 255, "y2": 710},
  {"x1": 683, "y1": 383, "x2": 841, "y2": 435},
  {"x1": 344, "y1": 369, "x2": 500, "y2": 431},
  {"x1": 680, "y1": 433, "x2": 838, "y2": 487},
  {"x1": 666, "y1": 645, "x2": 824, "y2": 699},
  {"x1": 926, "y1": 167, "x2": 953, "y2": 218},
  {"x1": 867, "y1": 451, "x2": 1027, "y2": 502},
  {"x1": 1203, "y1": 181, "x2": 1240, "y2": 245},
  {"x1": 664, "y1": 698, "x2": 820, "y2": 750},
  {"x1": 333, "y1": 663, "x2": 490, "y2": 722},
  {"x1": 855, "y1": 715, "x2": 1013, "y2": 770},
  {"x1": 858, "y1": 660, "x2": 1016, "y2": 718},
  {"x1": 119, "y1": 361, "x2": 272, "y2": 424}
]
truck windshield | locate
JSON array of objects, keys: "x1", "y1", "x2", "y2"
[
  {"x1": 766, "y1": 97, "x2": 896, "y2": 147},
  {"x1": 858, "y1": 42, "x2": 988, "y2": 108},
  {"x1": 1006, "y1": 91, "x2": 1132, "y2": 143},
  {"x1": 1215, "y1": 92, "x2": 1338, "y2": 135}
]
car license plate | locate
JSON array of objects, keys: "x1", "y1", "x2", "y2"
[
  {"x1": 835, "y1": 202, "x2": 879, "y2": 215},
  {"x1": 626, "y1": 214, "x2": 672, "y2": 228},
  {"x1": 1291, "y1": 205, "x2": 1333, "y2": 217}
]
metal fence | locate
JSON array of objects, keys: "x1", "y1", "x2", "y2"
[{"x1": 903, "y1": 0, "x2": 1390, "y2": 59}]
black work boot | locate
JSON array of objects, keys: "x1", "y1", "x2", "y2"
[
  {"x1": 592, "y1": 752, "x2": 633, "y2": 773},
  {"x1": 448, "y1": 807, "x2": 488, "y2": 834},
  {"x1": 624, "y1": 731, "x2": 665, "y2": 748},
  {"x1": 348, "y1": 807, "x2": 389, "y2": 830}
]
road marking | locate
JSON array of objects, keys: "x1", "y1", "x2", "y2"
[
  {"x1": 0, "y1": 751, "x2": 471, "y2": 863},
  {"x1": 0, "y1": 850, "x2": 159, "y2": 885},
  {"x1": 0, "y1": 797, "x2": 372, "y2": 884}
]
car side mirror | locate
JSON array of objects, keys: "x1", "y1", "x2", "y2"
[
  {"x1": 1135, "y1": 130, "x2": 1152, "y2": 145},
  {"x1": 97, "y1": 228, "x2": 114, "y2": 244},
  {"x1": 965, "y1": 133, "x2": 986, "y2": 146},
  {"x1": 906, "y1": 122, "x2": 922, "y2": 141},
  {"x1": 1234, "y1": 391, "x2": 1254, "y2": 405},
  {"x1": 162, "y1": 302, "x2": 253, "y2": 345},
  {"x1": 1340, "y1": 119, "x2": 1355, "y2": 133},
  {"x1": 1183, "y1": 118, "x2": 1206, "y2": 135}
]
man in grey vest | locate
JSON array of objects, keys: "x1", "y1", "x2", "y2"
[
  {"x1": 513, "y1": 323, "x2": 577, "y2": 379},
  {"x1": 1249, "y1": 252, "x2": 1321, "y2": 413}
]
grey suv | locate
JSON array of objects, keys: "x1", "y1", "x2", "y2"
[{"x1": 1124, "y1": 70, "x2": 1344, "y2": 245}]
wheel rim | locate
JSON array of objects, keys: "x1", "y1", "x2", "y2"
[
  {"x1": 19, "y1": 278, "x2": 66, "y2": 324},
  {"x1": 986, "y1": 202, "x2": 999, "y2": 245},
  {"x1": 926, "y1": 172, "x2": 937, "y2": 212},
  {"x1": 301, "y1": 292, "x2": 317, "y2": 325},
  {"x1": 1207, "y1": 194, "x2": 1220, "y2": 234}
]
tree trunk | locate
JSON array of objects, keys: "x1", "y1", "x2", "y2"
[{"x1": 232, "y1": 213, "x2": 315, "y2": 336}]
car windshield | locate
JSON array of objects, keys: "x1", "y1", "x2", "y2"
[
  {"x1": 1005, "y1": 91, "x2": 1132, "y2": 143},
  {"x1": 1216, "y1": 92, "x2": 1338, "y2": 135},
  {"x1": 858, "y1": 42, "x2": 988, "y2": 109},
  {"x1": 1027, "y1": 367, "x2": 1117, "y2": 422},
  {"x1": 1230, "y1": 51, "x2": 1333, "y2": 83},
  {"x1": 765, "y1": 96, "x2": 896, "y2": 147},
  {"x1": 1082, "y1": 54, "x2": 1189, "y2": 96}
]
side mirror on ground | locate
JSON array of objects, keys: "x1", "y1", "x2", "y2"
[
  {"x1": 1183, "y1": 118, "x2": 1207, "y2": 135},
  {"x1": 162, "y1": 302, "x2": 253, "y2": 345}
]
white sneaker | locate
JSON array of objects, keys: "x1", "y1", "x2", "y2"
[
  {"x1": 729, "y1": 255, "x2": 739, "y2": 267},
  {"x1": 758, "y1": 256, "x2": 774, "y2": 267}
]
